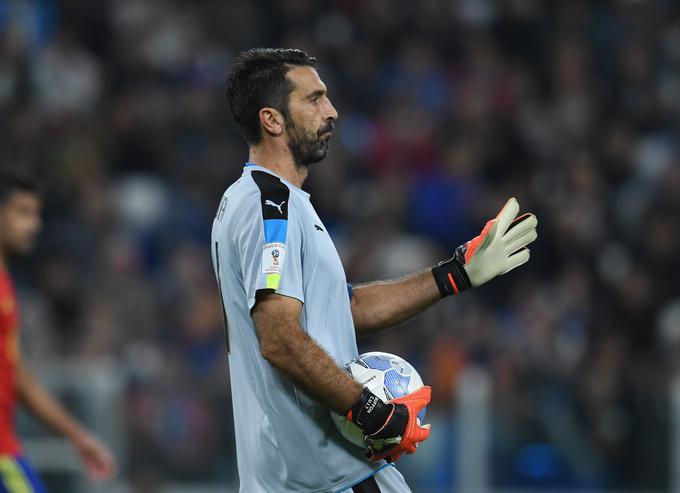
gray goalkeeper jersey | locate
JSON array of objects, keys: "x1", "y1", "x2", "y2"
[{"x1": 211, "y1": 164, "x2": 384, "y2": 492}]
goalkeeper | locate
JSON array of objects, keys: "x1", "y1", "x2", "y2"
[{"x1": 212, "y1": 48, "x2": 538, "y2": 493}]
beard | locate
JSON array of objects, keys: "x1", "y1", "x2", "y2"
[{"x1": 285, "y1": 117, "x2": 334, "y2": 168}]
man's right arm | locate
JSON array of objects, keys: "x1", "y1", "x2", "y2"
[
  {"x1": 251, "y1": 290, "x2": 430, "y2": 462},
  {"x1": 251, "y1": 291, "x2": 363, "y2": 415}
]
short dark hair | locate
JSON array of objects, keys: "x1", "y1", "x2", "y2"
[
  {"x1": 226, "y1": 48, "x2": 317, "y2": 145},
  {"x1": 0, "y1": 169, "x2": 40, "y2": 205}
]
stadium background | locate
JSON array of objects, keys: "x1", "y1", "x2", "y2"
[{"x1": 2, "y1": 0, "x2": 680, "y2": 491}]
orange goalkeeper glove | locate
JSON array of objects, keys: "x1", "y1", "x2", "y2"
[
  {"x1": 432, "y1": 197, "x2": 538, "y2": 296},
  {"x1": 346, "y1": 386, "x2": 431, "y2": 463}
]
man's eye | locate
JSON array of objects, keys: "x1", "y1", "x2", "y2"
[{"x1": 311, "y1": 97, "x2": 319, "y2": 103}]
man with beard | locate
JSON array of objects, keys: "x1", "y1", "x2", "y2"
[
  {"x1": 212, "y1": 48, "x2": 538, "y2": 492},
  {"x1": 0, "y1": 171, "x2": 117, "y2": 492}
]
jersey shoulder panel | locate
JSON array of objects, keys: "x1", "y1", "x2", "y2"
[{"x1": 249, "y1": 170, "x2": 291, "y2": 221}]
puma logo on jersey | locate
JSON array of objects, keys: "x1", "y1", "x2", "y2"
[{"x1": 265, "y1": 200, "x2": 285, "y2": 214}]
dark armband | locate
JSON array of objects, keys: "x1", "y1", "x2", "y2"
[{"x1": 431, "y1": 248, "x2": 472, "y2": 297}]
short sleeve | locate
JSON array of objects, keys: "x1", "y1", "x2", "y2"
[{"x1": 239, "y1": 171, "x2": 305, "y2": 310}]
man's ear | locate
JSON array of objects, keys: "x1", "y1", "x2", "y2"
[{"x1": 259, "y1": 107, "x2": 284, "y2": 137}]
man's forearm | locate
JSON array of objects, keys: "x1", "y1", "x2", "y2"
[
  {"x1": 252, "y1": 298, "x2": 363, "y2": 415},
  {"x1": 350, "y1": 268, "x2": 441, "y2": 337},
  {"x1": 17, "y1": 362, "x2": 87, "y2": 444}
]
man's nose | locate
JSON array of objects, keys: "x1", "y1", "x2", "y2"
[{"x1": 326, "y1": 99, "x2": 338, "y2": 121}]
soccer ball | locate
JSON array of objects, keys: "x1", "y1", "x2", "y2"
[{"x1": 331, "y1": 351, "x2": 427, "y2": 448}]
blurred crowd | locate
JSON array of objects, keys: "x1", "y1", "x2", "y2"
[{"x1": 1, "y1": 0, "x2": 679, "y2": 491}]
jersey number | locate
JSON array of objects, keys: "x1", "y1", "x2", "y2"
[{"x1": 214, "y1": 241, "x2": 230, "y2": 353}]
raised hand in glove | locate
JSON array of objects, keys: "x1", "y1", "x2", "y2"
[
  {"x1": 346, "y1": 386, "x2": 431, "y2": 463},
  {"x1": 432, "y1": 197, "x2": 537, "y2": 296}
]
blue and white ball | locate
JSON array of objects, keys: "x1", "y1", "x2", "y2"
[{"x1": 331, "y1": 351, "x2": 427, "y2": 448}]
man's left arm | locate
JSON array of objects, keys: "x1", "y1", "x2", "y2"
[
  {"x1": 350, "y1": 198, "x2": 538, "y2": 337},
  {"x1": 16, "y1": 360, "x2": 117, "y2": 481},
  {"x1": 350, "y1": 269, "x2": 441, "y2": 337}
]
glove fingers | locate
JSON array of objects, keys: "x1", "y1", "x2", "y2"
[
  {"x1": 403, "y1": 423, "x2": 431, "y2": 455},
  {"x1": 503, "y1": 213, "x2": 537, "y2": 243},
  {"x1": 393, "y1": 386, "x2": 431, "y2": 413},
  {"x1": 494, "y1": 197, "x2": 519, "y2": 236},
  {"x1": 368, "y1": 388, "x2": 433, "y2": 462},
  {"x1": 508, "y1": 212, "x2": 533, "y2": 229},
  {"x1": 503, "y1": 248, "x2": 530, "y2": 274},
  {"x1": 504, "y1": 229, "x2": 537, "y2": 255},
  {"x1": 414, "y1": 423, "x2": 431, "y2": 441}
]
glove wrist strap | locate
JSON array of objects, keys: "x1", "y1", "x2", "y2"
[
  {"x1": 432, "y1": 248, "x2": 472, "y2": 297},
  {"x1": 347, "y1": 388, "x2": 392, "y2": 435}
]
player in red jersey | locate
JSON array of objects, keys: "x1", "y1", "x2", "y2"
[{"x1": 0, "y1": 171, "x2": 116, "y2": 492}]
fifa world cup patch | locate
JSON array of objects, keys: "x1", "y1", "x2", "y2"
[{"x1": 262, "y1": 242, "x2": 286, "y2": 274}]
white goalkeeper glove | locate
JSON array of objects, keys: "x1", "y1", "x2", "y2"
[{"x1": 432, "y1": 197, "x2": 538, "y2": 295}]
